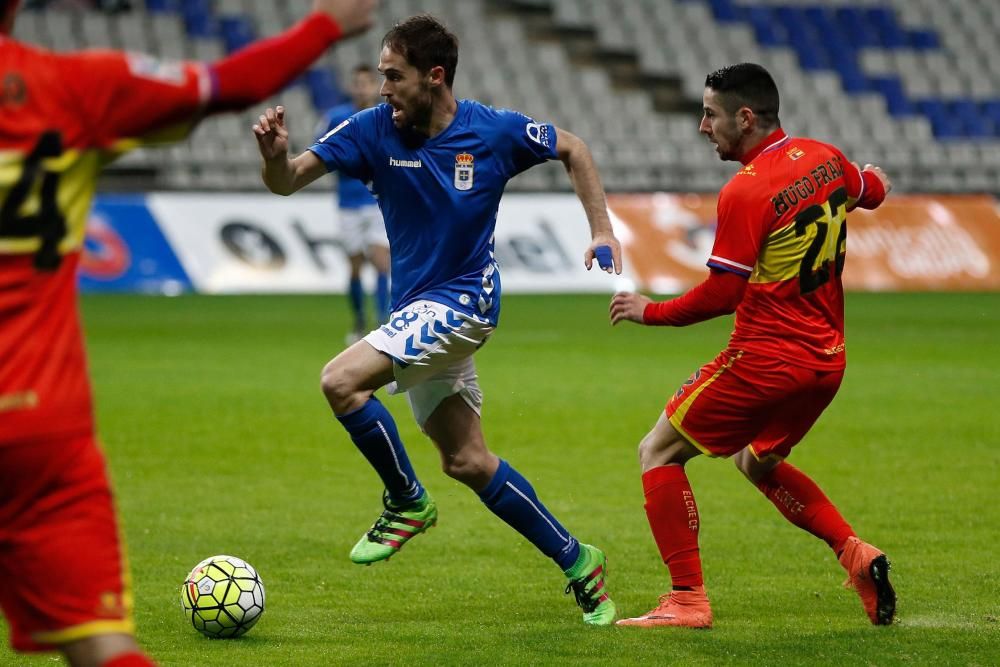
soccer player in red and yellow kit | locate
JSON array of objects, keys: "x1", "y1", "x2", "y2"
[
  {"x1": 0, "y1": 1, "x2": 375, "y2": 664},
  {"x1": 610, "y1": 63, "x2": 896, "y2": 629}
]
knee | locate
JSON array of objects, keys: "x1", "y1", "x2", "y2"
[
  {"x1": 637, "y1": 431, "x2": 665, "y2": 469},
  {"x1": 733, "y1": 449, "x2": 775, "y2": 484},
  {"x1": 60, "y1": 634, "x2": 143, "y2": 667},
  {"x1": 440, "y1": 448, "x2": 492, "y2": 487},
  {"x1": 320, "y1": 360, "x2": 360, "y2": 412},
  {"x1": 637, "y1": 424, "x2": 698, "y2": 471},
  {"x1": 733, "y1": 451, "x2": 753, "y2": 481}
]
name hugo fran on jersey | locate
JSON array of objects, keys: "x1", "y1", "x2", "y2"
[{"x1": 770, "y1": 154, "x2": 846, "y2": 216}]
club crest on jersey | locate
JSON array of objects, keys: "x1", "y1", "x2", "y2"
[{"x1": 454, "y1": 152, "x2": 474, "y2": 191}]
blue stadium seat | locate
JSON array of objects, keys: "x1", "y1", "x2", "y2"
[
  {"x1": 865, "y1": 7, "x2": 907, "y2": 48},
  {"x1": 708, "y1": 0, "x2": 743, "y2": 23},
  {"x1": 832, "y1": 56, "x2": 869, "y2": 93},
  {"x1": 834, "y1": 7, "x2": 879, "y2": 48},
  {"x1": 705, "y1": 2, "x2": 980, "y2": 138},
  {"x1": 984, "y1": 100, "x2": 1000, "y2": 135},
  {"x1": 951, "y1": 100, "x2": 992, "y2": 138},
  {"x1": 916, "y1": 99, "x2": 963, "y2": 139},
  {"x1": 907, "y1": 29, "x2": 940, "y2": 50},
  {"x1": 746, "y1": 7, "x2": 784, "y2": 46},
  {"x1": 869, "y1": 77, "x2": 913, "y2": 115},
  {"x1": 304, "y1": 69, "x2": 347, "y2": 111},
  {"x1": 179, "y1": 0, "x2": 214, "y2": 38},
  {"x1": 218, "y1": 16, "x2": 255, "y2": 53},
  {"x1": 143, "y1": 0, "x2": 177, "y2": 12}
]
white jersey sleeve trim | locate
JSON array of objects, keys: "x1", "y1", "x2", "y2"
[
  {"x1": 852, "y1": 161, "x2": 866, "y2": 201},
  {"x1": 195, "y1": 62, "x2": 212, "y2": 108},
  {"x1": 708, "y1": 255, "x2": 753, "y2": 273}
]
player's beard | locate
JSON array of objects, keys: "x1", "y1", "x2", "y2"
[
  {"x1": 710, "y1": 120, "x2": 742, "y2": 161},
  {"x1": 393, "y1": 85, "x2": 434, "y2": 133}
]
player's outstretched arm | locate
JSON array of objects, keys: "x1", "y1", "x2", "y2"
[
  {"x1": 254, "y1": 106, "x2": 327, "y2": 195},
  {"x1": 69, "y1": 1, "x2": 378, "y2": 152},
  {"x1": 554, "y1": 127, "x2": 622, "y2": 274},
  {"x1": 612, "y1": 270, "x2": 748, "y2": 327}
]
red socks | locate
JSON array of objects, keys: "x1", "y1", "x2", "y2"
[
  {"x1": 642, "y1": 465, "x2": 703, "y2": 588},
  {"x1": 102, "y1": 652, "x2": 156, "y2": 667},
  {"x1": 755, "y1": 461, "x2": 856, "y2": 554},
  {"x1": 642, "y1": 461, "x2": 855, "y2": 590}
]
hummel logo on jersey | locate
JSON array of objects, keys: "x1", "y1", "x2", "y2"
[
  {"x1": 390, "y1": 157, "x2": 422, "y2": 168},
  {"x1": 525, "y1": 122, "x2": 551, "y2": 147}
]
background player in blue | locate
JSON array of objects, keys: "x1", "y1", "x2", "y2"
[
  {"x1": 253, "y1": 15, "x2": 623, "y2": 625},
  {"x1": 316, "y1": 63, "x2": 391, "y2": 344}
]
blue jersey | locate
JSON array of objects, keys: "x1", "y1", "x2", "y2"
[
  {"x1": 309, "y1": 99, "x2": 558, "y2": 323},
  {"x1": 315, "y1": 103, "x2": 378, "y2": 209}
]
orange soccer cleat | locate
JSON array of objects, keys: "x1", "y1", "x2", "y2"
[
  {"x1": 839, "y1": 536, "x2": 896, "y2": 625},
  {"x1": 615, "y1": 586, "x2": 713, "y2": 628}
]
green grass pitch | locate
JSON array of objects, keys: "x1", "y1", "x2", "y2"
[{"x1": 2, "y1": 293, "x2": 998, "y2": 666}]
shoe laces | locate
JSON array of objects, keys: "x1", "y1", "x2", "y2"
[
  {"x1": 565, "y1": 567, "x2": 605, "y2": 613},
  {"x1": 655, "y1": 589, "x2": 704, "y2": 612},
  {"x1": 366, "y1": 510, "x2": 400, "y2": 542}
]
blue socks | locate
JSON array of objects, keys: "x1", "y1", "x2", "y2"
[
  {"x1": 375, "y1": 272, "x2": 390, "y2": 323},
  {"x1": 478, "y1": 459, "x2": 581, "y2": 570},
  {"x1": 349, "y1": 274, "x2": 390, "y2": 327},
  {"x1": 348, "y1": 277, "x2": 365, "y2": 328},
  {"x1": 338, "y1": 406, "x2": 580, "y2": 570},
  {"x1": 336, "y1": 398, "x2": 423, "y2": 506}
]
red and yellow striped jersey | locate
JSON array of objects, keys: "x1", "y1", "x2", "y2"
[
  {"x1": 1, "y1": 35, "x2": 208, "y2": 444},
  {"x1": 708, "y1": 129, "x2": 870, "y2": 370}
]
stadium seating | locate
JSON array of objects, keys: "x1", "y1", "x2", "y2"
[{"x1": 13, "y1": 0, "x2": 999, "y2": 193}]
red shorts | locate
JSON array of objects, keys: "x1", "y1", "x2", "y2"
[
  {"x1": 666, "y1": 349, "x2": 843, "y2": 460},
  {"x1": 0, "y1": 434, "x2": 135, "y2": 652}
]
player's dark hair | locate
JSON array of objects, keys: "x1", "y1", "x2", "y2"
[
  {"x1": 705, "y1": 63, "x2": 780, "y2": 128},
  {"x1": 382, "y1": 14, "x2": 459, "y2": 88}
]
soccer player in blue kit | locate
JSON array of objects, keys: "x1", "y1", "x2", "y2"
[{"x1": 253, "y1": 14, "x2": 622, "y2": 625}]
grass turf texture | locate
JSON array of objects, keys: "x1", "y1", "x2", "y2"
[{"x1": 2, "y1": 293, "x2": 997, "y2": 666}]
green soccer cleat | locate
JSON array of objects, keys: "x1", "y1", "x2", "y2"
[
  {"x1": 349, "y1": 490, "x2": 437, "y2": 565},
  {"x1": 564, "y1": 543, "x2": 617, "y2": 626}
]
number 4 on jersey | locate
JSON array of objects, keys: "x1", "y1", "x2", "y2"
[{"x1": 0, "y1": 131, "x2": 68, "y2": 271}]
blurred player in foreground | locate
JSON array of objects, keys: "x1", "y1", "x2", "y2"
[
  {"x1": 316, "y1": 64, "x2": 391, "y2": 344},
  {"x1": 610, "y1": 63, "x2": 896, "y2": 629},
  {"x1": 0, "y1": 1, "x2": 375, "y2": 664},
  {"x1": 255, "y1": 14, "x2": 623, "y2": 626}
]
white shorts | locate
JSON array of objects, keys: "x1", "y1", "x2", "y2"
[
  {"x1": 339, "y1": 205, "x2": 388, "y2": 256},
  {"x1": 363, "y1": 300, "x2": 495, "y2": 426}
]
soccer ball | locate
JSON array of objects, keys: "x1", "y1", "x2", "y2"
[{"x1": 181, "y1": 555, "x2": 265, "y2": 638}]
